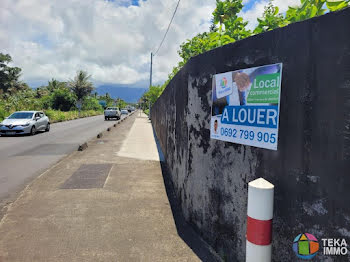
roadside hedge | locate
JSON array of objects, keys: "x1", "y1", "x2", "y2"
[{"x1": 0, "y1": 107, "x2": 103, "y2": 123}]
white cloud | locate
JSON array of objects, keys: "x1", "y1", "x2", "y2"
[
  {"x1": 242, "y1": 0, "x2": 269, "y2": 30},
  {"x1": 0, "y1": 0, "x2": 216, "y2": 87},
  {"x1": 0, "y1": 0, "x2": 300, "y2": 88},
  {"x1": 241, "y1": 0, "x2": 300, "y2": 30},
  {"x1": 274, "y1": 0, "x2": 301, "y2": 12}
]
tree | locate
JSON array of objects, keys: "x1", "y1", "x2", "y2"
[
  {"x1": 47, "y1": 79, "x2": 66, "y2": 93},
  {"x1": 82, "y1": 96, "x2": 102, "y2": 111},
  {"x1": 51, "y1": 88, "x2": 77, "y2": 111},
  {"x1": 158, "y1": 0, "x2": 349, "y2": 107},
  {"x1": 285, "y1": 0, "x2": 327, "y2": 23},
  {"x1": 254, "y1": 1, "x2": 288, "y2": 34},
  {"x1": 167, "y1": 0, "x2": 250, "y2": 87},
  {"x1": 7, "y1": 82, "x2": 30, "y2": 95},
  {"x1": 177, "y1": 0, "x2": 248, "y2": 67},
  {"x1": 35, "y1": 86, "x2": 50, "y2": 98},
  {"x1": 326, "y1": 0, "x2": 349, "y2": 11},
  {"x1": 102, "y1": 92, "x2": 115, "y2": 107},
  {"x1": 140, "y1": 85, "x2": 165, "y2": 110},
  {"x1": 213, "y1": 0, "x2": 250, "y2": 41},
  {"x1": 0, "y1": 53, "x2": 28, "y2": 95},
  {"x1": 284, "y1": 0, "x2": 349, "y2": 24},
  {"x1": 69, "y1": 70, "x2": 94, "y2": 101},
  {"x1": 177, "y1": 32, "x2": 226, "y2": 65},
  {"x1": 2, "y1": 88, "x2": 41, "y2": 112},
  {"x1": 116, "y1": 98, "x2": 127, "y2": 109},
  {"x1": 225, "y1": 16, "x2": 251, "y2": 41}
]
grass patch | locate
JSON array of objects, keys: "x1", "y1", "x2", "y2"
[
  {"x1": 44, "y1": 110, "x2": 103, "y2": 123},
  {"x1": 0, "y1": 108, "x2": 103, "y2": 123}
]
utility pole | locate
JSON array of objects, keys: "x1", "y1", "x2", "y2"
[
  {"x1": 150, "y1": 52, "x2": 153, "y2": 89},
  {"x1": 149, "y1": 52, "x2": 153, "y2": 120}
]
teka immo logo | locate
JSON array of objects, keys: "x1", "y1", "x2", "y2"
[
  {"x1": 220, "y1": 77, "x2": 228, "y2": 89},
  {"x1": 293, "y1": 233, "x2": 320, "y2": 260}
]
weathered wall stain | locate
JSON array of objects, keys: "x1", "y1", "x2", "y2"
[{"x1": 151, "y1": 8, "x2": 350, "y2": 261}]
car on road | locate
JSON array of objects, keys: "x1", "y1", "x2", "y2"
[
  {"x1": 104, "y1": 107, "x2": 121, "y2": 120},
  {"x1": 126, "y1": 106, "x2": 136, "y2": 112},
  {"x1": 120, "y1": 109, "x2": 129, "y2": 115},
  {"x1": 0, "y1": 111, "x2": 50, "y2": 136}
]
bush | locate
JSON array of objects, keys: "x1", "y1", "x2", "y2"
[
  {"x1": 82, "y1": 96, "x2": 103, "y2": 111},
  {"x1": 44, "y1": 109, "x2": 102, "y2": 123},
  {"x1": 0, "y1": 105, "x2": 10, "y2": 121},
  {"x1": 40, "y1": 95, "x2": 53, "y2": 110},
  {"x1": 51, "y1": 88, "x2": 77, "y2": 111}
]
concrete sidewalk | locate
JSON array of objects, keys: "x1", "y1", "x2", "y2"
[
  {"x1": 0, "y1": 112, "x2": 200, "y2": 262},
  {"x1": 117, "y1": 113, "x2": 164, "y2": 161}
]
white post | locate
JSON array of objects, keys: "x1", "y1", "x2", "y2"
[{"x1": 246, "y1": 178, "x2": 274, "y2": 262}]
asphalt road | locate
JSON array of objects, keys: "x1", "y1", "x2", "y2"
[{"x1": 0, "y1": 113, "x2": 128, "y2": 204}]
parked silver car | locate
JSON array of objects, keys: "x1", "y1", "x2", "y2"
[{"x1": 0, "y1": 111, "x2": 50, "y2": 136}]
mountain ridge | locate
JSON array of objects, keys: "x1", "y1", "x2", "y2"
[{"x1": 96, "y1": 85, "x2": 147, "y2": 103}]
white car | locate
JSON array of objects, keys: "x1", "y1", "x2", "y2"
[
  {"x1": 0, "y1": 111, "x2": 50, "y2": 136},
  {"x1": 120, "y1": 109, "x2": 128, "y2": 115},
  {"x1": 104, "y1": 107, "x2": 121, "y2": 120}
]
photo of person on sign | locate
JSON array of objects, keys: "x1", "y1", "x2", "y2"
[
  {"x1": 212, "y1": 64, "x2": 281, "y2": 115},
  {"x1": 214, "y1": 120, "x2": 218, "y2": 134},
  {"x1": 232, "y1": 64, "x2": 281, "y2": 106}
]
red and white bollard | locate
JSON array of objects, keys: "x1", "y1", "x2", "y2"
[{"x1": 246, "y1": 178, "x2": 274, "y2": 262}]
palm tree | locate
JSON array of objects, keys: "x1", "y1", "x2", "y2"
[
  {"x1": 69, "y1": 70, "x2": 94, "y2": 101},
  {"x1": 47, "y1": 78, "x2": 66, "y2": 92}
]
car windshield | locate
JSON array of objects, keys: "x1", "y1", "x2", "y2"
[
  {"x1": 8, "y1": 112, "x2": 34, "y2": 119},
  {"x1": 106, "y1": 108, "x2": 117, "y2": 110}
]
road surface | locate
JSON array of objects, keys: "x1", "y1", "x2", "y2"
[
  {"x1": 0, "y1": 112, "x2": 219, "y2": 261},
  {"x1": 0, "y1": 114, "x2": 127, "y2": 205}
]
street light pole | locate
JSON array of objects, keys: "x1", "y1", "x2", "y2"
[
  {"x1": 149, "y1": 52, "x2": 153, "y2": 120},
  {"x1": 150, "y1": 52, "x2": 153, "y2": 89}
]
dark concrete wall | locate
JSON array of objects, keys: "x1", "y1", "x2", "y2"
[{"x1": 151, "y1": 8, "x2": 350, "y2": 262}]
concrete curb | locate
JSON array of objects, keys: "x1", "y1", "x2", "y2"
[
  {"x1": 79, "y1": 113, "x2": 135, "y2": 152},
  {"x1": 78, "y1": 142, "x2": 88, "y2": 151}
]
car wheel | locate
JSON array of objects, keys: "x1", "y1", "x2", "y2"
[
  {"x1": 45, "y1": 123, "x2": 50, "y2": 132},
  {"x1": 30, "y1": 126, "x2": 36, "y2": 136}
]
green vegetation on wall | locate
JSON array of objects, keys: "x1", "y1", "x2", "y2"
[
  {"x1": 141, "y1": 0, "x2": 349, "y2": 108},
  {"x1": 139, "y1": 85, "x2": 165, "y2": 112}
]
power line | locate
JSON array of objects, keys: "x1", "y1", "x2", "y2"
[
  {"x1": 148, "y1": 0, "x2": 180, "y2": 117},
  {"x1": 153, "y1": 0, "x2": 181, "y2": 56}
]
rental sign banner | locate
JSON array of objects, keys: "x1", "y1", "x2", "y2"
[{"x1": 210, "y1": 63, "x2": 283, "y2": 150}]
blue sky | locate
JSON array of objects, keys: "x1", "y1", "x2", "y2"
[
  {"x1": 106, "y1": 0, "x2": 145, "y2": 7},
  {"x1": 1, "y1": 0, "x2": 300, "y2": 89},
  {"x1": 243, "y1": 0, "x2": 256, "y2": 12}
]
